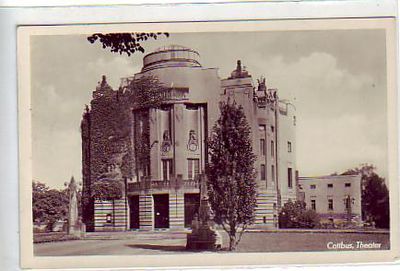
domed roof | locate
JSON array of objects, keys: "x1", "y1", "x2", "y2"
[
  {"x1": 153, "y1": 44, "x2": 194, "y2": 52},
  {"x1": 142, "y1": 44, "x2": 201, "y2": 72}
]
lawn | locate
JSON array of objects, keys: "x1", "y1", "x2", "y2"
[
  {"x1": 230, "y1": 231, "x2": 390, "y2": 252},
  {"x1": 34, "y1": 232, "x2": 80, "y2": 243},
  {"x1": 34, "y1": 231, "x2": 390, "y2": 256}
]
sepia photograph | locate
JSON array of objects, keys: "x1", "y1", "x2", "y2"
[{"x1": 18, "y1": 19, "x2": 398, "y2": 268}]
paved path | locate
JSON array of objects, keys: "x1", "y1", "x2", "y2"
[
  {"x1": 35, "y1": 238, "x2": 190, "y2": 256},
  {"x1": 34, "y1": 231, "x2": 390, "y2": 256}
]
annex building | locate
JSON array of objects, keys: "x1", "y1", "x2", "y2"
[
  {"x1": 298, "y1": 174, "x2": 362, "y2": 225},
  {"x1": 81, "y1": 45, "x2": 297, "y2": 232}
]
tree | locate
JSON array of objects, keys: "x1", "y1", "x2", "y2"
[
  {"x1": 32, "y1": 181, "x2": 70, "y2": 230},
  {"x1": 341, "y1": 164, "x2": 389, "y2": 228},
  {"x1": 279, "y1": 200, "x2": 320, "y2": 229},
  {"x1": 87, "y1": 32, "x2": 169, "y2": 56},
  {"x1": 207, "y1": 100, "x2": 257, "y2": 251}
]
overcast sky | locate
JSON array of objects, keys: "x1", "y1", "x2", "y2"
[{"x1": 31, "y1": 29, "x2": 388, "y2": 189}]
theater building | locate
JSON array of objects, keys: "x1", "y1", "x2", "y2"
[
  {"x1": 297, "y1": 175, "x2": 362, "y2": 225},
  {"x1": 81, "y1": 45, "x2": 297, "y2": 232}
]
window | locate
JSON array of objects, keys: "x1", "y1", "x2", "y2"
[
  {"x1": 328, "y1": 199, "x2": 334, "y2": 210},
  {"x1": 259, "y1": 125, "x2": 266, "y2": 131},
  {"x1": 287, "y1": 141, "x2": 292, "y2": 153},
  {"x1": 345, "y1": 197, "x2": 351, "y2": 209},
  {"x1": 106, "y1": 213, "x2": 113, "y2": 223},
  {"x1": 271, "y1": 126, "x2": 274, "y2": 133},
  {"x1": 271, "y1": 140, "x2": 275, "y2": 157},
  {"x1": 260, "y1": 139, "x2": 266, "y2": 156},
  {"x1": 271, "y1": 165, "x2": 275, "y2": 184},
  {"x1": 260, "y1": 164, "x2": 266, "y2": 180},
  {"x1": 327, "y1": 183, "x2": 333, "y2": 188},
  {"x1": 188, "y1": 159, "x2": 200, "y2": 180},
  {"x1": 311, "y1": 200, "x2": 316, "y2": 211},
  {"x1": 288, "y1": 167, "x2": 293, "y2": 188},
  {"x1": 345, "y1": 183, "x2": 351, "y2": 187},
  {"x1": 162, "y1": 159, "x2": 173, "y2": 180},
  {"x1": 310, "y1": 184, "x2": 316, "y2": 189}
]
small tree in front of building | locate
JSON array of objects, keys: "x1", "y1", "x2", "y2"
[
  {"x1": 278, "y1": 200, "x2": 320, "y2": 229},
  {"x1": 207, "y1": 100, "x2": 257, "y2": 251}
]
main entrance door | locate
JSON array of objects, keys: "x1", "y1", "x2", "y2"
[
  {"x1": 129, "y1": 195, "x2": 139, "y2": 229},
  {"x1": 153, "y1": 194, "x2": 169, "y2": 229}
]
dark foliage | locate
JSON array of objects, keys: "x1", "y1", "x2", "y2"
[
  {"x1": 207, "y1": 100, "x2": 257, "y2": 251},
  {"x1": 91, "y1": 179, "x2": 123, "y2": 201},
  {"x1": 341, "y1": 164, "x2": 389, "y2": 228},
  {"x1": 87, "y1": 32, "x2": 169, "y2": 56},
  {"x1": 82, "y1": 75, "x2": 169, "y2": 227},
  {"x1": 279, "y1": 200, "x2": 320, "y2": 229},
  {"x1": 32, "y1": 181, "x2": 73, "y2": 230}
]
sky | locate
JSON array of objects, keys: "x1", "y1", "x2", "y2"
[{"x1": 31, "y1": 29, "x2": 388, "y2": 189}]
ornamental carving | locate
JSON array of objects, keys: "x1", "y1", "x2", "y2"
[
  {"x1": 161, "y1": 130, "x2": 171, "y2": 153},
  {"x1": 187, "y1": 129, "x2": 198, "y2": 151}
]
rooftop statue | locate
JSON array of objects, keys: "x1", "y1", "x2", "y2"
[{"x1": 230, "y1": 60, "x2": 250, "y2": 79}]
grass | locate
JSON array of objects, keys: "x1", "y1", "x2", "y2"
[
  {"x1": 226, "y1": 231, "x2": 390, "y2": 252},
  {"x1": 33, "y1": 232, "x2": 80, "y2": 244}
]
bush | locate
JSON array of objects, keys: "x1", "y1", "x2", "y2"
[
  {"x1": 279, "y1": 200, "x2": 320, "y2": 229},
  {"x1": 297, "y1": 209, "x2": 320, "y2": 228}
]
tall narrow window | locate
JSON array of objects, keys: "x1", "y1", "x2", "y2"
[
  {"x1": 162, "y1": 159, "x2": 173, "y2": 180},
  {"x1": 287, "y1": 141, "x2": 292, "y2": 153},
  {"x1": 328, "y1": 199, "x2": 334, "y2": 211},
  {"x1": 311, "y1": 199, "x2": 316, "y2": 211},
  {"x1": 345, "y1": 197, "x2": 351, "y2": 209},
  {"x1": 271, "y1": 140, "x2": 274, "y2": 157},
  {"x1": 287, "y1": 167, "x2": 293, "y2": 188},
  {"x1": 260, "y1": 139, "x2": 266, "y2": 156},
  {"x1": 260, "y1": 164, "x2": 266, "y2": 180},
  {"x1": 271, "y1": 165, "x2": 275, "y2": 185},
  {"x1": 188, "y1": 159, "x2": 200, "y2": 180}
]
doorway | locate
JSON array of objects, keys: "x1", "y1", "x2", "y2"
[
  {"x1": 129, "y1": 195, "x2": 139, "y2": 229},
  {"x1": 153, "y1": 194, "x2": 169, "y2": 229}
]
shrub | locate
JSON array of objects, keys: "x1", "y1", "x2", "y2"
[{"x1": 279, "y1": 200, "x2": 320, "y2": 229}]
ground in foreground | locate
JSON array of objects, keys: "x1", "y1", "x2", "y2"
[{"x1": 34, "y1": 231, "x2": 389, "y2": 256}]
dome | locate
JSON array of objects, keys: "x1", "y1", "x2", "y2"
[{"x1": 142, "y1": 45, "x2": 201, "y2": 72}]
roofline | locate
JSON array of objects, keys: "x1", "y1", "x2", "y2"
[{"x1": 298, "y1": 174, "x2": 361, "y2": 180}]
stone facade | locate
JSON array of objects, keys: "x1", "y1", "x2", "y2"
[
  {"x1": 298, "y1": 174, "x2": 362, "y2": 225},
  {"x1": 81, "y1": 45, "x2": 297, "y2": 231}
]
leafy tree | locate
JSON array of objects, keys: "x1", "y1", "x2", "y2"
[
  {"x1": 91, "y1": 179, "x2": 123, "y2": 201},
  {"x1": 341, "y1": 164, "x2": 389, "y2": 228},
  {"x1": 279, "y1": 200, "x2": 320, "y2": 229},
  {"x1": 207, "y1": 100, "x2": 257, "y2": 251},
  {"x1": 87, "y1": 32, "x2": 169, "y2": 56},
  {"x1": 32, "y1": 181, "x2": 70, "y2": 230}
]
